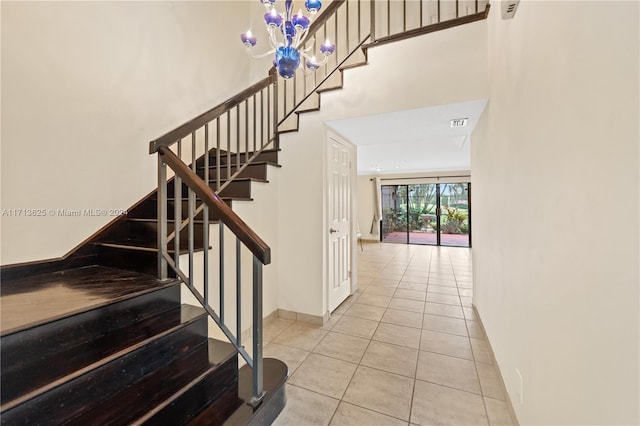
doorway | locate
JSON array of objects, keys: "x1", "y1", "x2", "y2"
[{"x1": 380, "y1": 183, "x2": 471, "y2": 247}]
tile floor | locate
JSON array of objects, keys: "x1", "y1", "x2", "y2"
[{"x1": 266, "y1": 243, "x2": 517, "y2": 425}]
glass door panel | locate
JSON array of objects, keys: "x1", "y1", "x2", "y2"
[
  {"x1": 439, "y1": 183, "x2": 470, "y2": 247},
  {"x1": 408, "y1": 184, "x2": 438, "y2": 245},
  {"x1": 381, "y1": 185, "x2": 408, "y2": 243}
]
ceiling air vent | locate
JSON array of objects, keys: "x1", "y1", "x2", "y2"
[
  {"x1": 450, "y1": 118, "x2": 468, "y2": 128},
  {"x1": 502, "y1": 0, "x2": 520, "y2": 19}
]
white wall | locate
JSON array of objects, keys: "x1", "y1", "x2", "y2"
[
  {"x1": 471, "y1": 2, "x2": 639, "y2": 424},
  {"x1": 1, "y1": 1, "x2": 252, "y2": 265},
  {"x1": 276, "y1": 20, "x2": 488, "y2": 317}
]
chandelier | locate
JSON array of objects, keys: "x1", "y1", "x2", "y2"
[{"x1": 241, "y1": 0, "x2": 336, "y2": 79}]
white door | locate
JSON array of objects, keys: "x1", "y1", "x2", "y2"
[{"x1": 328, "y1": 137, "x2": 352, "y2": 312}]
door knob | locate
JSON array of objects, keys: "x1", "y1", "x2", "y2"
[{"x1": 329, "y1": 228, "x2": 338, "y2": 233}]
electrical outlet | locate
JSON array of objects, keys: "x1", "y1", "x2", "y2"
[{"x1": 515, "y1": 368, "x2": 524, "y2": 405}]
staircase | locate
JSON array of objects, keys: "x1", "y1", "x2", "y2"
[{"x1": 0, "y1": 1, "x2": 490, "y2": 424}]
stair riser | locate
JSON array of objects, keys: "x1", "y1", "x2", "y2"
[
  {"x1": 169, "y1": 179, "x2": 253, "y2": 199},
  {"x1": 140, "y1": 356, "x2": 238, "y2": 425},
  {"x1": 96, "y1": 245, "x2": 159, "y2": 276},
  {"x1": 122, "y1": 220, "x2": 208, "y2": 247},
  {"x1": 66, "y1": 341, "x2": 214, "y2": 425},
  {"x1": 195, "y1": 150, "x2": 279, "y2": 168},
  {"x1": 196, "y1": 163, "x2": 269, "y2": 181},
  {"x1": 1, "y1": 314, "x2": 208, "y2": 425},
  {"x1": 127, "y1": 198, "x2": 232, "y2": 221},
  {"x1": 1, "y1": 285, "x2": 180, "y2": 405}
]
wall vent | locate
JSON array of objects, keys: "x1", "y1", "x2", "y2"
[
  {"x1": 502, "y1": 0, "x2": 520, "y2": 19},
  {"x1": 450, "y1": 118, "x2": 468, "y2": 128}
]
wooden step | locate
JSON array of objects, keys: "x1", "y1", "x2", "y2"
[
  {"x1": 0, "y1": 305, "x2": 208, "y2": 424},
  {"x1": 128, "y1": 198, "x2": 241, "y2": 221},
  {"x1": 189, "y1": 358, "x2": 288, "y2": 426},
  {"x1": 2, "y1": 295, "x2": 184, "y2": 405},
  {"x1": 169, "y1": 178, "x2": 267, "y2": 200},
  {"x1": 0, "y1": 266, "x2": 179, "y2": 336},
  {"x1": 196, "y1": 161, "x2": 280, "y2": 181},
  {"x1": 195, "y1": 149, "x2": 280, "y2": 169}
]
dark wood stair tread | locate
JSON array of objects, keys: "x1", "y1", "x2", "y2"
[
  {"x1": 197, "y1": 160, "x2": 280, "y2": 168},
  {"x1": 65, "y1": 339, "x2": 237, "y2": 426},
  {"x1": 0, "y1": 265, "x2": 179, "y2": 336},
  {"x1": 0, "y1": 305, "x2": 209, "y2": 422},
  {"x1": 189, "y1": 357, "x2": 288, "y2": 426},
  {"x1": 1, "y1": 303, "x2": 195, "y2": 405}
]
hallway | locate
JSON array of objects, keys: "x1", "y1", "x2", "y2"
[{"x1": 265, "y1": 243, "x2": 516, "y2": 425}]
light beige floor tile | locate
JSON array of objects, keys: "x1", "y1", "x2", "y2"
[
  {"x1": 313, "y1": 331, "x2": 370, "y2": 363},
  {"x1": 398, "y1": 282, "x2": 428, "y2": 292},
  {"x1": 457, "y1": 281, "x2": 474, "y2": 289},
  {"x1": 420, "y1": 329, "x2": 474, "y2": 360},
  {"x1": 373, "y1": 322, "x2": 422, "y2": 349},
  {"x1": 460, "y1": 296, "x2": 473, "y2": 307},
  {"x1": 345, "y1": 303, "x2": 386, "y2": 321},
  {"x1": 463, "y1": 306, "x2": 477, "y2": 321},
  {"x1": 321, "y1": 313, "x2": 343, "y2": 331},
  {"x1": 264, "y1": 343, "x2": 310, "y2": 375},
  {"x1": 422, "y1": 314, "x2": 468, "y2": 336},
  {"x1": 370, "y1": 279, "x2": 400, "y2": 288},
  {"x1": 364, "y1": 286, "x2": 397, "y2": 297},
  {"x1": 416, "y1": 351, "x2": 481, "y2": 394},
  {"x1": 484, "y1": 397, "x2": 516, "y2": 425},
  {"x1": 381, "y1": 309, "x2": 423, "y2": 329},
  {"x1": 458, "y1": 288, "x2": 473, "y2": 297},
  {"x1": 264, "y1": 318, "x2": 294, "y2": 341},
  {"x1": 356, "y1": 293, "x2": 392, "y2": 308},
  {"x1": 427, "y1": 279, "x2": 457, "y2": 287},
  {"x1": 358, "y1": 275, "x2": 374, "y2": 285},
  {"x1": 411, "y1": 380, "x2": 488, "y2": 426},
  {"x1": 273, "y1": 384, "x2": 339, "y2": 426},
  {"x1": 466, "y1": 320, "x2": 485, "y2": 339},
  {"x1": 394, "y1": 289, "x2": 426, "y2": 301},
  {"x1": 289, "y1": 353, "x2": 358, "y2": 399},
  {"x1": 424, "y1": 302, "x2": 465, "y2": 319},
  {"x1": 426, "y1": 285, "x2": 460, "y2": 296},
  {"x1": 343, "y1": 366, "x2": 414, "y2": 421},
  {"x1": 273, "y1": 323, "x2": 328, "y2": 351},
  {"x1": 477, "y1": 362, "x2": 505, "y2": 400},
  {"x1": 470, "y1": 338, "x2": 493, "y2": 364},
  {"x1": 332, "y1": 315, "x2": 380, "y2": 339},
  {"x1": 388, "y1": 298, "x2": 425, "y2": 313},
  {"x1": 399, "y1": 275, "x2": 428, "y2": 284},
  {"x1": 361, "y1": 341, "x2": 419, "y2": 377},
  {"x1": 330, "y1": 402, "x2": 408, "y2": 426},
  {"x1": 333, "y1": 296, "x2": 357, "y2": 315},
  {"x1": 426, "y1": 292, "x2": 461, "y2": 306}
]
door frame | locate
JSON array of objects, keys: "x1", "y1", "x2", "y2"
[{"x1": 323, "y1": 129, "x2": 357, "y2": 315}]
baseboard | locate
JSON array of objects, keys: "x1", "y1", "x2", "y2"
[
  {"x1": 472, "y1": 305, "x2": 520, "y2": 425},
  {"x1": 276, "y1": 309, "x2": 326, "y2": 326}
]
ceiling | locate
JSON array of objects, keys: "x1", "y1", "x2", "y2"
[{"x1": 325, "y1": 99, "x2": 488, "y2": 175}]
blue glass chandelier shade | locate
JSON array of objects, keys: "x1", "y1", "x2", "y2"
[{"x1": 241, "y1": 0, "x2": 335, "y2": 79}]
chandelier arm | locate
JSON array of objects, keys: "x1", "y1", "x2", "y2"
[
  {"x1": 246, "y1": 46, "x2": 277, "y2": 59},
  {"x1": 267, "y1": 26, "x2": 280, "y2": 50},
  {"x1": 293, "y1": 28, "x2": 309, "y2": 48}
]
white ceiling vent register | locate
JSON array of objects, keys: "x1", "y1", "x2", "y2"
[
  {"x1": 450, "y1": 118, "x2": 468, "y2": 128},
  {"x1": 502, "y1": 0, "x2": 520, "y2": 19}
]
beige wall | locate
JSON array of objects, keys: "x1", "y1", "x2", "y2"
[
  {"x1": 1, "y1": 1, "x2": 252, "y2": 264},
  {"x1": 471, "y1": 2, "x2": 639, "y2": 424}
]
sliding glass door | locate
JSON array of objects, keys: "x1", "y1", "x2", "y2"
[
  {"x1": 380, "y1": 182, "x2": 471, "y2": 247},
  {"x1": 440, "y1": 183, "x2": 470, "y2": 247}
]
